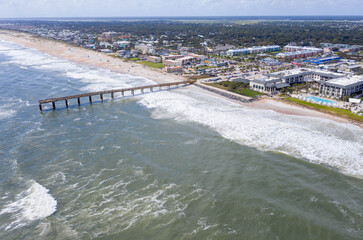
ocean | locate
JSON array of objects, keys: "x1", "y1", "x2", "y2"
[{"x1": 0, "y1": 39, "x2": 362, "y2": 239}]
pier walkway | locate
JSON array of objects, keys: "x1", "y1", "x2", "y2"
[{"x1": 38, "y1": 80, "x2": 195, "y2": 111}]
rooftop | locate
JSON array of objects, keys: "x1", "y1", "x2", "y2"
[
  {"x1": 327, "y1": 76, "x2": 363, "y2": 87},
  {"x1": 269, "y1": 68, "x2": 343, "y2": 78}
]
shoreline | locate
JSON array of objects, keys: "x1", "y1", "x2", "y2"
[
  {"x1": 0, "y1": 30, "x2": 185, "y2": 85},
  {"x1": 0, "y1": 29, "x2": 359, "y2": 126}
]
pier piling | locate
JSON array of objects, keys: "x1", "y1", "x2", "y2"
[{"x1": 38, "y1": 80, "x2": 195, "y2": 111}]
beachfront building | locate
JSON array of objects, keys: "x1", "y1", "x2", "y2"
[
  {"x1": 163, "y1": 57, "x2": 194, "y2": 67},
  {"x1": 319, "y1": 76, "x2": 363, "y2": 98},
  {"x1": 226, "y1": 45, "x2": 280, "y2": 57},
  {"x1": 249, "y1": 76, "x2": 287, "y2": 94},
  {"x1": 249, "y1": 68, "x2": 346, "y2": 95},
  {"x1": 266, "y1": 69, "x2": 343, "y2": 84},
  {"x1": 147, "y1": 56, "x2": 162, "y2": 63},
  {"x1": 162, "y1": 55, "x2": 185, "y2": 61},
  {"x1": 162, "y1": 54, "x2": 206, "y2": 67}
]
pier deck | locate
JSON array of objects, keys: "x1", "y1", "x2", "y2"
[{"x1": 38, "y1": 80, "x2": 195, "y2": 111}]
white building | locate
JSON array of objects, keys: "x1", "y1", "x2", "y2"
[
  {"x1": 135, "y1": 44, "x2": 153, "y2": 54},
  {"x1": 162, "y1": 54, "x2": 205, "y2": 67},
  {"x1": 226, "y1": 45, "x2": 280, "y2": 57},
  {"x1": 249, "y1": 68, "x2": 349, "y2": 96},
  {"x1": 283, "y1": 45, "x2": 323, "y2": 53},
  {"x1": 249, "y1": 76, "x2": 286, "y2": 94},
  {"x1": 147, "y1": 56, "x2": 161, "y2": 63},
  {"x1": 319, "y1": 76, "x2": 363, "y2": 98}
]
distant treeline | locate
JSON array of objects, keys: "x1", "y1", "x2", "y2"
[{"x1": 3, "y1": 20, "x2": 363, "y2": 47}]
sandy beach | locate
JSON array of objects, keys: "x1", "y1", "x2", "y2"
[
  {"x1": 0, "y1": 30, "x2": 355, "y2": 125},
  {"x1": 0, "y1": 30, "x2": 185, "y2": 84}
]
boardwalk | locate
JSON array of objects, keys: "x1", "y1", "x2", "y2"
[{"x1": 38, "y1": 80, "x2": 195, "y2": 111}]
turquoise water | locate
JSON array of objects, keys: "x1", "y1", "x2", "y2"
[
  {"x1": 0, "y1": 40, "x2": 362, "y2": 239},
  {"x1": 305, "y1": 96, "x2": 337, "y2": 105}
]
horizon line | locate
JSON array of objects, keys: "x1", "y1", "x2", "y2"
[{"x1": 1, "y1": 15, "x2": 363, "y2": 20}]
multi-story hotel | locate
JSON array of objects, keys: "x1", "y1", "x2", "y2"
[
  {"x1": 226, "y1": 45, "x2": 280, "y2": 57},
  {"x1": 276, "y1": 46, "x2": 323, "y2": 60},
  {"x1": 283, "y1": 46, "x2": 323, "y2": 53},
  {"x1": 249, "y1": 69, "x2": 363, "y2": 98},
  {"x1": 319, "y1": 76, "x2": 363, "y2": 98}
]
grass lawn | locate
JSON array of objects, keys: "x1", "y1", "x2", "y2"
[
  {"x1": 205, "y1": 83, "x2": 264, "y2": 98},
  {"x1": 137, "y1": 61, "x2": 164, "y2": 69},
  {"x1": 284, "y1": 97, "x2": 363, "y2": 122},
  {"x1": 129, "y1": 57, "x2": 139, "y2": 61},
  {"x1": 232, "y1": 88, "x2": 265, "y2": 97}
]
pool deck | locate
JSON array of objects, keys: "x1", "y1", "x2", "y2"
[{"x1": 292, "y1": 94, "x2": 354, "y2": 110}]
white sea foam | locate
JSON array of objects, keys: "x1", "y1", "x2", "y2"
[
  {"x1": 2, "y1": 40, "x2": 362, "y2": 177},
  {"x1": 139, "y1": 89, "x2": 363, "y2": 178},
  {"x1": 0, "y1": 104, "x2": 16, "y2": 120},
  {"x1": 0, "y1": 40, "x2": 154, "y2": 92},
  {"x1": 0, "y1": 180, "x2": 57, "y2": 231},
  {"x1": 66, "y1": 68, "x2": 154, "y2": 92}
]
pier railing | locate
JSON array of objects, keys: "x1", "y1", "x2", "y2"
[{"x1": 38, "y1": 80, "x2": 195, "y2": 111}]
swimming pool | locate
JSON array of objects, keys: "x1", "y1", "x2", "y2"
[{"x1": 305, "y1": 96, "x2": 337, "y2": 105}]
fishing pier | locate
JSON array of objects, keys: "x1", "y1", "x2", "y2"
[{"x1": 38, "y1": 80, "x2": 195, "y2": 111}]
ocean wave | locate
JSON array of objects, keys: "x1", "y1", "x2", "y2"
[
  {"x1": 48, "y1": 164, "x2": 212, "y2": 238},
  {"x1": 0, "y1": 40, "x2": 155, "y2": 93},
  {"x1": 138, "y1": 89, "x2": 363, "y2": 178},
  {"x1": 2, "y1": 39, "x2": 362, "y2": 178},
  {"x1": 0, "y1": 104, "x2": 17, "y2": 120},
  {"x1": 66, "y1": 68, "x2": 155, "y2": 92},
  {"x1": 0, "y1": 40, "x2": 82, "y2": 74},
  {"x1": 0, "y1": 180, "x2": 57, "y2": 231}
]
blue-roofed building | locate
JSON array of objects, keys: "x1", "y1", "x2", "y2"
[{"x1": 305, "y1": 56, "x2": 341, "y2": 65}]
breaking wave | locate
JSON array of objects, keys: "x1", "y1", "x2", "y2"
[
  {"x1": 139, "y1": 89, "x2": 363, "y2": 178},
  {"x1": 0, "y1": 181, "x2": 57, "y2": 231}
]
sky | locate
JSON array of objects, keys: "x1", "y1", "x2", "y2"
[{"x1": 0, "y1": 0, "x2": 362, "y2": 18}]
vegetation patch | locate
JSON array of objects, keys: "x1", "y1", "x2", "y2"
[
  {"x1": 195, "y1": 66, "x2": 217, "y2": 70},
  {"x1": 189, "y1": 75, "x2": 211, "y2": 80},
  {"x1": 284, "y1": 97, "x2": 363, "y2": 122},
  {"x1": 232, "y1": 88, "x2": 265, "y2": 97},
  {"x1": 137, "y1": 61, "x2": 164, "y2": 68},
  {"x1": 205, "y1": 81, "x2": 265, "y2": 97}
]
